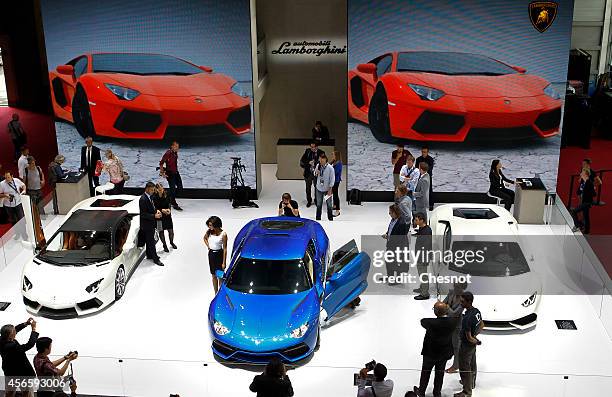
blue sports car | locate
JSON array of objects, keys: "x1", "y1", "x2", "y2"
[{"x1": 208, "y1": 217, "x2": 371, "y2": 363}]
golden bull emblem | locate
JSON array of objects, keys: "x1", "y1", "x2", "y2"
[{"x1": 529, "y1": 1, "x2": 558, "y2": 33}]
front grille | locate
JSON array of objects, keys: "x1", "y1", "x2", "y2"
[
  {"x1": 23, "y1": 297, "x2": 39, "y2": 309},
  {"x1": 76, "y1": 298, "x2": 103, "y2": 311},
  {"x1": 165, "y1": 124, "x2": 230, "y2": 138},
  {"x1": 467, "y1": 126, "x2": 537, "y2": 142},
  {"x1": 113, "y1": 110, "x2": 162, "y2": 133},
  {"x1": 212, "y1": 339, "x2": 236, "y2": 356},
  {"x1": 281, "y1": 343, "x2": 310, "y2": 359},
  {"x1": 483, "y1": 320, "x2": 512, "y2": 328},
  {"x1": 227, "y1": 105, "x2": 251, "y2": 129},
  {"x1": 511, "y1": 313, "x2": 537, "y2": 327},
  {"x1": 412, "y1": 111, "x2": 465, "y2": 135},
  {"x1": 534, "y1": 108, "x2": 561, "y2": 131},
  {"x1": 38, "y1": 306, "x2": 78, "y2": 319}
]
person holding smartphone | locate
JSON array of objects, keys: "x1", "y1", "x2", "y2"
[{"x1": 278, "y1": 193, "x2": 299, "y2": 217}]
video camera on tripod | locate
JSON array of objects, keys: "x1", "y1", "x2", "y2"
[{"x1": 230, "y1": 157, "x2": 257, "y2": 208}]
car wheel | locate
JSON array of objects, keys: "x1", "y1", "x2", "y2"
[
  {"x1": 368, "y1": 85, "x2": 395, "y2": 143},
  {"x1": 72, "y1": 84, "x2": 97, "y2": 139},
  {"x1": 115, "y1": 266, "x2": 126, "y2": 300}
]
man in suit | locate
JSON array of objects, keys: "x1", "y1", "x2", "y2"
[
  {"x1": 311, "y1": 120, "x2": 330, "y2": 142},
  {"x1": 139, "y1": 182, "x2": 164, "y2": 266},
  {"x1": 299, "y1": 141, "x2": 325, "y2": 207},
  {"x1": 414, "y1": 162, "x2": 431, "y2": 222},
  {"x1": 1, "y1": 318, "x2": 39, "y2": 397},
  {"x1": 414, "y1": 212, "x2": 432, "y2": 300},
  {"x1": 571, "y1": 168, "x2": 596, "y2": 234},
  {"x1": 415, "y1": 147, "x2": 435, "y2": 211},
  {"x1": 413, "y1": 302, "x2": 456, "y2": 397},
  {"x1": 80, "y1": 136, "x2": 101, "y2": 196},
  {"x1": 383, "y1": 204, "x2": 409, "y2": 284}
]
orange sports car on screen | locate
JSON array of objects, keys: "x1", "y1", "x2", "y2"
[
  {"x1": 348, "y1": 51, "x2": 563, "y2": 143},
  {"x1": 49, "y1": 53, "x2": 251, "y2": 139}
]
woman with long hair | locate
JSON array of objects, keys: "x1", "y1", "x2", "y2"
[
  {"x1": 203, "y1": 216, "x2": 227, "y2": 293},
  {"x1": 153, "y1": 183, "x2": 176, "y2": 252},
  {"x1": 249, "y1": 357, "x2": 294, "y2": 396},
  {"x1": 488, "y1": 159, "x2": 515, "y2": 211},
  {"x1": 101, "y1": 149, "x2": 126, "y2": 195},
  {"x1": 330, "y1": 150, "x2": 343, "y2": 217}
]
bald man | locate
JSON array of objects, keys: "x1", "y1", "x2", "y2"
[{"x1": 413, "y1": 302, "x2": 456, "y2": 397}]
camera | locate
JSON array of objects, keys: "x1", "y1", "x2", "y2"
[
  {"x1": 8, "y1": 194, "x2": 14, "y2": 203},
  {"x1": 365, "y1": 360, "x2": 376, "y2": 371}
]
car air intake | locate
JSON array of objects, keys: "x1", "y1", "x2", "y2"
[
  {"x1": 260, "y1": 220, "x2": 305, "y2": 230},
  {"x1": 76, "y1": 298, "x2": 103, "y2": 311},
  {"x1": 412, "y1": 111, "x2": 465, "y2": 135},
  {"x1": 534, "y1": 108, "x2": 561, "y2": 131},
  {"x1": 227, "y1": 105, "x2": 251, "y2": 129},
  {"x1": 113, "y1": 110, "x2": 162, "y2": 133}
]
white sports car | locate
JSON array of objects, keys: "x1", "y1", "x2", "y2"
[
  {"x1": 429, "y1": 204, "x2": 541, "y2": 330},
  {"x1": 21, "y1": 195, "x2": 145, "y2": 318}
]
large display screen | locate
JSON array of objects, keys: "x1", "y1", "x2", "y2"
[
  {"x1": 347, "y1": 0, "x2": 573, "y2": 193},
  {"x1": 40, "y1": 0, "x2": 255, "y2": 189}
]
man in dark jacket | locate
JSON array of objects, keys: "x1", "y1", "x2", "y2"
[
  {"x1": 139, "y1": 182, "x2": 164, "y2": 266},
  {"x1": 571, "y1": 168, "x2": 596, "y2": 234},
  {"x1": 0, "y1": 318, "x2": 39, "y2": 397},
  {"x1": 299, "y1": 141, "x2": 325, "y2": 207},
  {"x1": 415, "y1": 147, "x2": 435, "y2": 211},
  {"x1": 414, "y1": 212, "x2": 432, "y2": 300},
  {"x1": 384, "y1": 204, "x2": 410, "y2": 284},
  {"x1": 311, "y1": 120, "x2": 330, "y2": 142},
  {"x1": 80, "y1": 136, "x2": 101, "y2": 196},
  {"x1": 249, "y1": 357, "x2": 294, "y2": 397},
  {"x1": 413, "y1": 302, "x2": 456, "y2": 397}
]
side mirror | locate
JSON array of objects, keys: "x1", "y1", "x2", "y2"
[
  {"x1": 512, "y1": 65, "x2": 526, "y2": 74},
  {"x1": 357, "y1": 63, "x2": 377, "y2": 78},
  {"x1": 199, "y1": 65, "x2": 213, "y2": 73},
  {"x1": 215, "y1": 269, "x2": 225, "y2": 280},
  {"x1": 56, "y1": 65, "x2": 74, "y2": 76}
]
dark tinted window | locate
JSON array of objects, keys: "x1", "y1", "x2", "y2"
[
  {"x1": 70, "y1": 57, "x2": 88, "y2": 78},
  {"x1": 39, "y1": 231, "x2": 111, "y2": 266},
  {"x1": 226, "y1": 257, "x2": 312, "y2": 295},
  {"x1": 91, "y1": 199, "x2": 131, "y2": 208},
  {"x1": 374, "y1": 55, "x2": 393, "y2": 76},
  {"x1": 449, "y1": 241, "x2": 529, "y2": 277},
  {"x1": 92, "y1": 54, "x2": 203, "y2": 75},
  {"x1": 453, "y1": 208, "x2": 499, "y2": 219},
  {"x1": 397, "y1": 52, "x2": 516, "y2": 76},
  {"x1": 260, "y1": 220, "x2": 305, "y2": 230}
]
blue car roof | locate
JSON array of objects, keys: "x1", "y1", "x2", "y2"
[{"x1": 239, "y1": 217, "x2": 314, "y2": 260}]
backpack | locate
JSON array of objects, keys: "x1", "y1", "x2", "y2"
[{"x1": 348, "y1": 188, "x2": 362, "y2": 205}]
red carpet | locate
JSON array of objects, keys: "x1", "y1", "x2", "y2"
[{"x1": 556, "y1": 137, "x2": 612, "y2": 277}]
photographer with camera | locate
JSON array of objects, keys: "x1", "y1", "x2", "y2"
[
  {"x1": 357, "y1": 361, "x2": 394, "y2": 397},
  {"x1": 249, "y1": 357, "x2": 294, "y2": 397},
  {"x1": 0, "y1": 318, "x2": 39, "y2": 397},
  {"x1": 0, "y1": 171, "x2": 27, "y2": 239},
  {"x1": 33, "y1": 337, "x2": 78, "y2": 397},
  {"x1": 278, "y1": 193, "x2": 299, "y2": 217}
]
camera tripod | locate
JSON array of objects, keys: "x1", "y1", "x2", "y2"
[
  {"x1": 229, "y1": 157, "x2": 258, "y2": 208},
  {"x1": 230, "y1": 157, "x2": 246, "y2": 192}
]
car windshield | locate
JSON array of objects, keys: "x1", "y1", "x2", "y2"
[
  {"x1": 449, "y1": 241, "x2": 530, "y2": 277},
  {"x1": 92, "y1": 53, "x2": 203, "y2": 75},
  {"x1": 226, "y1": 257, "x2": 312, "y2": 295},
  {"x1": 38, "y1": 230, "x2": 111, "y2": 266},
  {"x1": 397, "y1": 52, "x2": 517, "y2": 76}
]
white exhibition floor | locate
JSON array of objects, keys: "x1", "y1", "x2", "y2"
[{"x1": 1, "y1": 165, "x2": 611, "y2": 396}]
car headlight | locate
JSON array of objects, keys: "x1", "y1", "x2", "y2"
[
  {"x1": 85, "y1": 278, "x2": 104, "y2": 294},
  {"x1": 408, "y1": 84, "x2": 445, "y2": 101},
  {"x1": 213, "y1": 320, "x2": 230, "y2": 336},
  {"x1": 104, "y1": 83, "x2": 140, "y2": 100},
  {"x1": 231, "y1": 83, "x2": 248, "y2": 97},
  {"x1": 22, "y1": 276, "x2": 33, "y2": 292},
  {"x1": 522, "y1": 292, "x2": 537, "y2": 307},
  {"x1": 543, "y1": 84, "x2": 561, "y2": 100},
  {"x1": 290, "y1": 321, "x2": 309, "y2": 339}
]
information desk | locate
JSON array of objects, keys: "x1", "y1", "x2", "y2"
[
  {"x1": 56, "y1": 172, "x2": 90, "y2": 215},
  {"x1": 276, "y1": 138, "x2": 335, "y2": 180},
  {"x1": 513, "y1": 177, "x2": 547, "y2": 224}
]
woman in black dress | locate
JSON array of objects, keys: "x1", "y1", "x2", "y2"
[
  {"x1": 488, "y1": 159, "x2": 515, "y2": 211},
  {"x1": 153, "y1": 183, "x2": 176, "y2": 252}
]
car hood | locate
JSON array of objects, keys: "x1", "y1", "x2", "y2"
[
  {"x1": 23, "y1": 258, "x2": 111, "y2": 299},
  {"x1": 450, "y1": 270, "x2": 540, "y2": 295},
  {"x1": 102, "y1": 72, "x2": 233, "y2": 97},
  {"x1": 210, "y1": 287, "x2": 319, "y2": 342},
  {"x1": 396, "y1": 72, "x2": 550, "y2": 98}
]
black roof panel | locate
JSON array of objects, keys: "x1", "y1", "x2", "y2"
[{"x1": 59, "y1": 209, "x2": 128, "y2": 232}]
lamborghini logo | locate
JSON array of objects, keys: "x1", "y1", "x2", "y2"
[{"x1": 529, "y1": 1, "x2": 558, "y2": 33}]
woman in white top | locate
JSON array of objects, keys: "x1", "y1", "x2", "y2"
[
  {"x1": 203, "y1": 216, "x2": 228, "y2": 293},
  {"x1": 101, "y1": 149, "x2": 125, "y2": 195}
]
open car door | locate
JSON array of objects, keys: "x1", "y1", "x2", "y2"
[{"x1": 321, "y1": 240, "x2": 370, "y2": 320}]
